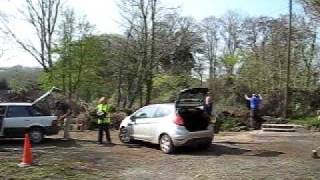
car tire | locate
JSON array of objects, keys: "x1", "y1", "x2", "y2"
[
  {"x1": 159, "y1": 134, "x2": 175, "y2": 154},
  {"x1": 29, "y1": 127, "x2": 44, "y2": 144},
  {"x1": 119, "y1": 127, "x2": 132, "y2": 143}
]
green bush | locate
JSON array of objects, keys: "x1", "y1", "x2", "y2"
[
  {"x1": 289, "y1": 116, "x2": 320, "y2": 128},
  {"x1": 217, "y1": 116, "x2": 246, "y2": 131}
]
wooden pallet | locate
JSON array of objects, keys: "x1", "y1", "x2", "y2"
[{"x1": 261, "y1": 124, "x2": 303, "y2": 132}]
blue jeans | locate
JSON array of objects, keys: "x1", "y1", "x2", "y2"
[{"x1": 205, "y1": 104, "x2": 213, "y2": 116}]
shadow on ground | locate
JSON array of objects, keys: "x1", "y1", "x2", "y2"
[
  {"x1": 175, "y1": 143, "x2": 284, "y2": 157},
  {"x1": 216, "y1": 141, "x2": 260, "y2": 145},
  {"x1": 0, "y1": 139, "x2": 24, "y2": 146},
  {"x1": 0, "y1": 138, "x2": 82, "y2": 149},
  {"x1": 43, "y1": 138, "x2": 82, "y2": 148},
  {"x1": 111, "y1": 139, "x2": 284, "y2": 157}
]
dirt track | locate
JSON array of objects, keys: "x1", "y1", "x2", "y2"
[{"x1": 1, "y1": 130, "x2": 320, "y2": 180}]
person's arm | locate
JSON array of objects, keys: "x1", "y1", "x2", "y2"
[
  {"x1": 63, "y1": 103, "x2": 72, "y2": 117},
  {"x1": 58, "y1": 114, "x2": 67, "y2": 121},
  {"x1": 105, "y1": 104, "x2": 112, "y2": 118},
  {"x1": 244, "y1": 94, "x2": 250, "y2": 100},
  {"x1": 66, "y1": 108, "x2": 72, "y2": 116},
  {"x1": 258, "y1": 94, "x2": 263, "y2": 100},
  {"x1": 96, "y1": 105, "x2": 106, "y2": 118},
  {"x1": 57, "y1": 109, "x2": 72, "y2": 122}
]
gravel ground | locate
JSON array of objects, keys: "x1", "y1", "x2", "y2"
[{"x1": 1, "y1": 130, "x2": 320, "y2": 180}]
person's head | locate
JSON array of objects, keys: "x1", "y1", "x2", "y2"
[
  {"x1": 98, "y1": 97, "x2": 107, "y2": 104},
  {"x1": 55, "y1": 101, "x2": 62, "y2": 108}
]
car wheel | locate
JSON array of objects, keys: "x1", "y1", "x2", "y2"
[
  {"x1": 159, "y1": 134, "x2": 175, "y2": 154},
  {"x1": 29, "y1": 127, "x2": 44, "y2": 144},
  {"x1": 119, "y1": 127, "x2": 132, "y2": 143}
]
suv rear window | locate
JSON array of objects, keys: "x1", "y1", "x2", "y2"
[
  {"x1": 30, "y1": 106, "x2": 50, "y2": 116},
  {"x1": 7, "y1": 106, "x2": 32, "y2": 117}
]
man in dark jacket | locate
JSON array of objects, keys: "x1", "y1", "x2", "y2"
[{"x1": 55, "y1": 100, "x2": 72, "y2": 139}]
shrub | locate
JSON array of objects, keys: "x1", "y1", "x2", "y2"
[{"x1": 289, "y1": 116, "x2": 320, "y2": 129}]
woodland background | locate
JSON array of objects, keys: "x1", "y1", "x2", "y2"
[{"x1": 1, "y1": 0, "x2": 320, "y2": 129}]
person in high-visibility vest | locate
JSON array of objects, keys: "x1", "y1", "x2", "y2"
[{"x1": 96, "y1": 97, "x2": 112, "y2": 144}]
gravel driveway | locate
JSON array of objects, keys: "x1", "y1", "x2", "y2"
[{"x1": 1, "y1": 130, "x2": 320, "y2": 179}]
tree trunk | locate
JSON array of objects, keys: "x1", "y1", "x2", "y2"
[
  {"x1": 117, "y1": 67, "x2": 123, "y2": 108},
  {"x1": 146, "y1": 0, "x2": 157, "y2": 105}
]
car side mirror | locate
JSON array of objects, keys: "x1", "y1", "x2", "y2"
[
  {"x1": 136, "y1": 113, "x2": 148, "y2": 119},
  {"x1": 130, "y1": 115, "x2": 136, "y2": 121}
]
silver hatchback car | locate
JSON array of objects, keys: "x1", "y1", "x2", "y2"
[{"x1": 119, "y1": 88, "x2": 214, "y2": 154}]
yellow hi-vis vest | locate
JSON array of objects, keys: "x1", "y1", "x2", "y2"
[{"x1": 97, "y1": 104, "x2": 111, "y2": 124}]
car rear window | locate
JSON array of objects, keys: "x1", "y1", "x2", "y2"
[
  {"x1": 7, "y1": 106, "x2": 32, "y2": 117},
  {"x1": 30, "y1": 106, "x2": 51, "y2": 116}
]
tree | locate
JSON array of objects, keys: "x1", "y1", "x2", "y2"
[
  {"x1": 158, "y1": 16, "x2": 203, "y2": 76},
  {"x1": 0, "y1": 11, "x2": 7, "y2": 59},
  {"x1": 200, "y1": 16, "x2": 220, "y2": 94},
  {"x1": 145, "y1": 0, "x2": 158, "y2": 105},
  {"x1": 118, "y1": 0, "x2": 149, "y2": 107},
  {"x1": 300, "y1": 0, "x2": 320, "y2": 20},
  {"x1": 0, "y1": 0, "x2": 61, "y2": 72},
  {"x1": 235, "y1": 14, "x2": 319, "y2": 116},
  {"x1": 118, "y1": 0, "x2": 181, "y2": 107},
  {"x1": 219, "y1": 11, "x2": 243, "y2": 77},
  {"x1": 41, "y1": 9, "x2": 107, "y2": 102}
]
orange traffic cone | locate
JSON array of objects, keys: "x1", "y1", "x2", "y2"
[{"x1": 18, "y1": 133, "x2": 33, "y2": 167}]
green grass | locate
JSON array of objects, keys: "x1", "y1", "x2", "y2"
[
  {"x1": 0, "y1": 153, "x2": 114, "y2": 179},
  {"x1": 289, "y1": 116, "x2": 320, "y2": 128}
]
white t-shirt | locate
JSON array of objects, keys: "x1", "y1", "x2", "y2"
[{"x1": 205, "y1": 96, "x2": 212, "y2": 104}]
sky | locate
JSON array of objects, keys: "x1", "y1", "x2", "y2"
[{"x1": 0, "y1": 0, "x2": 298, "y2": 68}]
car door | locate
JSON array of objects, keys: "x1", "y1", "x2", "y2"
[
  {"x1": 0, "y1": 106, "x2": 7, "y2": 136},
  {"x1": 149, "y1": 106, "x2": 175, "y2": 140},
  {"x1": 131, "y1": 106, "x2": 157, "y2": 141},
  {"x1": 3, "y1": 106, "x2": 33, "y2": 137}
]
